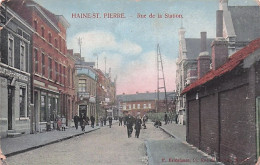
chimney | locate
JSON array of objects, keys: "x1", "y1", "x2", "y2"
[
  {"x1": 211, "y1": 10, "x2": 228, "y2": 70},
  {"x1": 197, "y1": 32, "x2": 211, "y2": 79},
  {"x1": 216, "y1": 10, "x2": 223, "y2": 38}
]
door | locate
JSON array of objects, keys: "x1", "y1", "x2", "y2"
[
  {"x1": 8, "y1": 86, "x2": 14, "y2": 130},
  {"x1": 257, "y1": 97, "x2": 260, "y2": 159}
]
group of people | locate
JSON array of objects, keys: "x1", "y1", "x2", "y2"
[
  {"x1": 125, "y1": 114, "x2": 147, "y2": 138},
  {"x1": 73, "y1": 114, "x2": 95, "y2": 131},
  {"x1": 99, "y1": 116, "x2": 113, "y2": 128}
]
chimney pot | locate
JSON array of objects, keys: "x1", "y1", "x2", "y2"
[{"x1": 200, "y1": 32, "x2": 207, "y2": 52}]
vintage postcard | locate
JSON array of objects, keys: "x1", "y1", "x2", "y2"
[{"x1": 0, "y1": 0, "x2": 260, "y2": 164}]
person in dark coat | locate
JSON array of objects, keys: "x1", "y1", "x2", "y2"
[
  {"x1": 119, "y1": 116, "x2": 123, "y2": 126},
  {"x1": 104, "y1": 116, "x2": 107, "y2": 126},
  {"x1": 135, "y1": 116, "x2": 142, "y2": 138},
  {"x1": 85, "y1": 116, "x2": 89, "y2": 125},
  {"x1": 73, "y1": 114, "x2": 79, "y2": 130},
  {"x1": 126, "y1": 114, "x2": 133, "y2": 138},
  {"x1": 108, "y1": 116, "x2": 113, "y2": 128},
  {"x1": 90, "y1": 115, "x2": 95, "y2": 128},
  {"x1": 79, "y1": 116, "x2": 85, "y2": 131},
  {"x1": 164, "y1": 112, "x2": 168, "y2": 125}
]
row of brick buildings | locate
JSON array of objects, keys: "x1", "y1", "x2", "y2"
[
  {"x1": 176, "y1": 0, "x2": 260, "y2": 164},
  {"x1": 0, "y1": 0, "x2": 116, "y2": 137},
  {"x1": 117, "y1": 92, "x2": 176, "y2": 117}
]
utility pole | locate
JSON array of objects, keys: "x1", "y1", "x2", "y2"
[
  {"x1": 156, "y1": 44, "x2": 168, "y2": 112},
  {"x1": 104, "y1": 56, "x2": 107, "y2": 74}
]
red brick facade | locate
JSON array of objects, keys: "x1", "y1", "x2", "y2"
[{"x1": 8, "y1": 0, "x2": 75, "y2": 131}]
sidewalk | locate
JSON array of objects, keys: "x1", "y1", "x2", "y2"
[
  {"x1": 0, "y1": 125, "x2": 100, "y2": 157},
  {"x1": 145, "y1": 123, "x2": 223, "y2": 165}
]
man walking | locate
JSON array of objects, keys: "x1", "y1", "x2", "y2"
[
  {"x1": 90, "y1": 115, "x2": 95, "y2": 128},
  {"x1": 108, "y1": 116, "x2": 113, "y2": 128},
  {"x1": 135, "y1": 116, "x2": 142, "y2": 138},
  {"x1": 126, "y1": 114, "x2": 133, "y2": 138},
  {"x1": 73, "y1": 114, "x2": 79, "y2": 130},
  {"x1": 119, "y1": 116, "x2": 123, "y2": 126}
]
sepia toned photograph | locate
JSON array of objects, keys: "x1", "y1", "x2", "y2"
[{"x1": 0, "y1": 0, "x2": 260, "y2": 164}]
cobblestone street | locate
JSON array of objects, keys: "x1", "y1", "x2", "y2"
[{"x1": 6, "y1": 123, "x2": 171, "y2": 165}]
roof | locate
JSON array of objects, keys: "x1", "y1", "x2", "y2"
[
  {"x1": 185, "y1": 38, "x2": 214, "y2": 59},
  {"x1": 117, "y1": 92, "x2": 176, "y2": 102},
  {"x1": 228, "y1": 6, "x2": 260, "y2": 42},
  {"x1": 181, "y1": 38, "x2": 260, "y2": 94}
]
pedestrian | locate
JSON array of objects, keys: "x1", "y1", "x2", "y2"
[
  {"x1": 85, "y1": 115, "x2": 89, "y2": 125},
  {"x1": 57, "y1": 117, "x2": 62, "y2": 131},
  {"x1": 119, "y1": 116, "x2": 123, "y2": 126},
  {"x1": 104, "y1": 116, "x2": 107, "y2": 125},
  {"x1": 164, "y1": 112, "x2": 168, "y2": 125},
  {"x1": 126, "y1": 114, "x2": 133, "y2": 138},
  {"x1": 175, "y1": 114, "x2": 178, "y2": 124},
  {"x1": 108, "y1": 116, "x2": 113, "y2": 128},
  {"x1": 80, "y1": 116, "x2": 85, "y2": 131},
  {"x1": 73, "y1": 114, "x2": 79, "y2": 130},
  {"x1": 135, "y1": 116, "x2": 142, "y2": 138},
  {"x1": 100, "y1": 117, "x2": 103, "y2": 127},
  {"x1": 90, "y1": 115, "x2": 95, "y2": 128},
  {"x1": 61, "y1": 116, "x2": 66, "y2": 131},
  {"x1": 123, "y1": 116, "x2": 127, "y2": 126},
  {"x1": 142, "y1": 116, "x2": 147, "y2": 129}
]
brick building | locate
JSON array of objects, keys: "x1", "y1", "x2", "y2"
[
  {"x1": 7, "y1": 0, "x2": 73, "y2": 132},
  {"x1": 0, "y1": 3, "x2": 34, "y2": 137},
  {"x1": 117, "y1": 92, "x2": 175, "y2": 117},
  {"x1": 181, "y1": 1, "x2": 260, "y2": 163},
  {"x1": 175, "y1": 27, "x2": 213, "y2": 125},
  {"x1": 75, "y1": 60, "x2": 97, "y2": 119}
]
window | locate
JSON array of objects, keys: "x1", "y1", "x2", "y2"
[
  {"x1": 148, "y1": 103, "x2": 151, "y2": 109},
  {"x1": 54, "y1": 39, "x2": 58, "y2": 48},
  {"x1": 40, "y1": 95, "x2": 46, "y2": 122},
  {"x1": 137, "y1": 104, "x2": 140, "y2": 109},
  {"x1": 128, "y1": 104, "x2": 131, "y2": 110},
  {"x1": 133, "y1": 104, "x2": 135, "y2": 109},
  {"x1": 20, "y1": 42, "x2": 25, "y2": 71},
  {"x1": 19, "y1": 88, "x2": 26, "y2": 117},
  {"x1": 42, "y1": 53, "x2": 45, "y2": 76},
  {"x1": 63, "y1": 66, "x2": 66, "y2": 86},
  {"x1": 55, "y1": 62, "x2": 59, "y2": 82},
  {"x1": 34, "y1": 49, "x2": 38, "y2": 73},
  {"x1": 41, "y1": 27, "x2": 44, "y2": 38},
  {"x1": 143, "y1": 104, "x2": 147, "y2": 109},
  {"x1": 59, "y1": 64, "x2": 62, "y2": 84},
  {"x1": 123, "y1": 104, "x2": 126, "y2": 110},
  {"x1": 78, "y1": 79, "x2": 86, "y2": 92},
  {"x1": 72, "y1": 70, "x2": 75, "y2": 88},
  {"x1": 68, "y1": 68, "x2": 71, "y2": 86},
  {"x1": 48, "y1": 33, "x2": 52, "y2": 43},
  {"x1": 59, "y1": 36, "x2": 62, "y2": 51},
  {"x1": 8, "y1": 35, "x2": 14, "y2": 67},
  {"x1": 48, "y1": 57, "x2": 52, "y2": 79},
  {"x1": 34, "y1": 20, "x2": 37, "y2": 32}
]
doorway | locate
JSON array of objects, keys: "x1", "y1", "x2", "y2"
[{"x1": 8, "y1": 86, "x2": 14, "y2": 130}]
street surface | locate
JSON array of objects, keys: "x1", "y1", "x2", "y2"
[{"x1": 6, "y1": 123, "x2": 170, "y2": 165}]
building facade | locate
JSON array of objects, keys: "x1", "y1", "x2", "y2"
[
  {"x1": 0, "y1": 3, "x2": 34, "y2": 137},
  {"x1": 117, "y1": 92, "x2": 175, "y2": 117},
  {"x1": 8, "y1": 0, "x2": 73, "y2": 132},
  {"x1": 175, "y1": 27, "x2": 213, "y2": 125},
  {"x1": 75, "y1": 63, "x2": 97, "y2": 119}
]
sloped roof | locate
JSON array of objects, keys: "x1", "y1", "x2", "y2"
[
  {"x1": 228, "y1": 6, "x2": 260, "y2": 42},
  {"x1": 182, "y1": 38, "x2": 260, "y2": 94},
  {"x1": 185, "y1": 38, "x2": 214, "y2": 59},
  {"x1": 117, "y1": 92, "x2": 176, "y2": 102}
]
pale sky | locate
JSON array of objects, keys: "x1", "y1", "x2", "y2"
[{"x1": 34, "y1": 0, "x2": 257, "y2": 94}]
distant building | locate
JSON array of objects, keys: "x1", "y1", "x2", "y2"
[
  {"x1": 0, "y1": 3, "x2": 34, "y2": 137},
  {"x1": 117, "y1": 92, "x2": 176, "y2": 117},
  {"x1": 75, "y1": 64, "x2": 97, "y2": 119}
]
